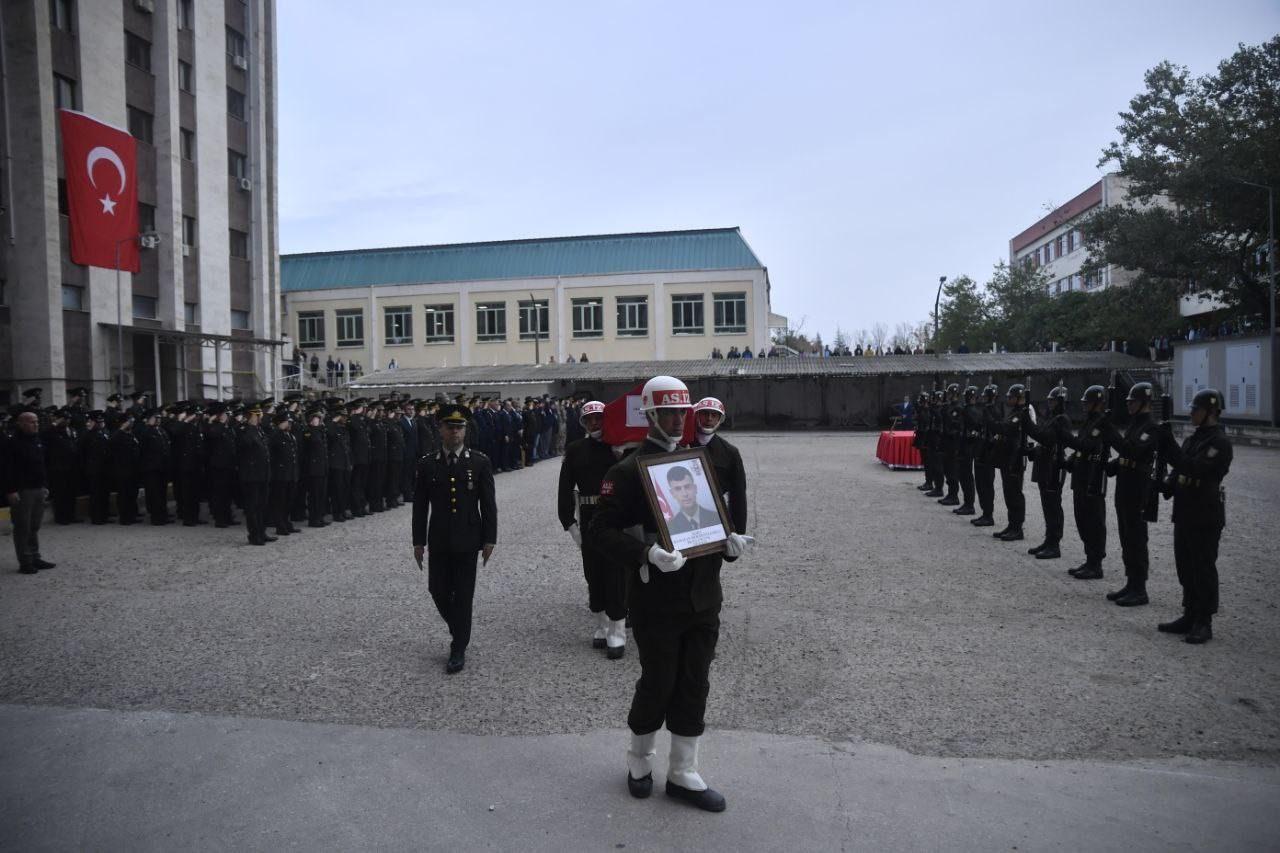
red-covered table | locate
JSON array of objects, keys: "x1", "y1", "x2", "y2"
[{"x1": 876, "y1": 430, "x2": 922, "y2": 469}]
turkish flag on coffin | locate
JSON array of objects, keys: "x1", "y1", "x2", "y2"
[
  {"x1": 601, "y1": 382, "x2": 696, "y2": 447},
  {"x1": 59, "y1": 110, "x2": 139, "y2": 271}
]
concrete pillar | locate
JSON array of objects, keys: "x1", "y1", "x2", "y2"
[{"x1": 653, "y1": 280, "x2": 665, "y2": 360}]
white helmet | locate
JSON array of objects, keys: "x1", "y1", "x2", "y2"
[
  {"x1": 692, "y1": 397, "x2": 725, "y2": 435},
  {"x1": 580, "y1": 400, "x2": 605, "y2": 420},
  {"x1": 639, "y1": 376, "x2": 691, "y2": 412}
]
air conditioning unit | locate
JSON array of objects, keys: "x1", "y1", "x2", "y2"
[
  {"x1": 238, "y1": 177, "x2": 252, "y2": 192},
  {"x1": 233, "y1": 55, "x2": 248, "y2": 71},
  {"x1": 182, "y1": 244, "x2": 191, "y2": 257},
  {"x1": 134, "y1": 0, "x2": 155, "y2": 12},
  {"x1": 139, "y1": 234, "x2": 161, "y2": 249}
]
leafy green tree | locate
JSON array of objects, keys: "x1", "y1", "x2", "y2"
[
  {"x1": 985, "y1": 261, "x2": 1050, "y2": 350},
  {"x1": 934, "y1": 274, "x2": 992, "y2": 351}
]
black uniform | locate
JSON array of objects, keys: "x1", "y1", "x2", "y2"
[
  {"x1": 327, "y1": 419, "x2": 352, "y2": 521},
  {"x1": 268, "y1": 427, "x2": 300, "y2": 534},
  {"x1": 702, "y1": 433, "x2": 748, "y2": 535},
  {"x1": 940, "y1": 400, "x2": 960, "y2": 501},
  {"x1": 993, "y1": 404, "x2": 1027, "y2": 534},
  {"x1": 206, "y1": 421, "x2": 238, "y2": 526},
  {"x1": 175, "y1": 419, "x2": 206, "y2": 525},
  {"x1": 385, "y1": 416, "x2": 405, "y2": 507},
  {"x1": 912, "y1": 402, "x2": 933, "y2": 490},
  {"x1": 367, "y1": 417, "x2": 388, "y2": 512},
  {"x1": 1063, "y1": 412, "x2": 1109, "y2": 571},
  {"x1": 973, "y1": 401, "x2": 1002, "y2": 521},
  {"x1": 589, "y1": 438, "x2": 738, "y2": 738},
  {"x1": 558, "y1": 436, "x2": 627, "y2": 621},
  {"x1": 302, "y1": 421, "x2": 329, "y2": 526},
  {"x1": 237, "y1": 423, "x2": 272, "y2": 544},
  {"x1": 108, "y1": 427, "x2": 141, "y2": 524},
  {"x1": 955, "y1": 401, "x2": 978, "y2": 511},
  {"x1": 925, "y1": 405, "x2": 945, "y2": 495},
  {"x1": 1163, "y1": 424, "x2": 1232, "y2": 622},
  {"x1": 137, "y1": 422, "x2": 172, "y2": 524},
  {"x1": 42, "y1": 423, "x2": 79, "y2": 523},
  {"x1": 79, "y1": 426, "x2": 112, "y2": 524},
  {"x1": 1102, "y1": 413, "x2": 1160, "y2": 592},
  {"x1": 348, "y1": 414, "x2": 370, "y2": 516},
  {"x1": 1024, "y1": 407, "x2": 1070, "y2": 550},
  {"x1": 412, "y1": 447, "x2": 498, "y2": 656}
]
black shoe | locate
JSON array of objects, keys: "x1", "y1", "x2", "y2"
[
  {"x1": 1028, "y1": 543, "x2": 1046, "y2": 555},
  {"x1": 938, "y1": 496, "x2": 959, "y2": 506},
  {"x1": 1185, "y1": 619, "x2": 1212, "y2": 644},
  {"x1": 1073, "y1": 565, "x2": 1104, "y2": 580},
  {"x1": 592, "y1": 637, "x2": 606, "y2": 650},
  {"x1": 997, "y1": 528, "x2": 1024, "y2": 542},
  {"x1": 1115, "y1": 588, "x2": 1149, "y2": 607},
  {"x1": 607, "y1": 645, "x2": 625, "y2": 660},
  {"x1": 1068, "y1": 562, "x2": 1090, "y2": 576},
  {"x1": 917, "y1": 483, "x2": 933, "y2": 491},
  {"x1": 263, "y1": 535, "x2": 278, "y2": 543},
  {"x1": 1158, "y1": 613, "x2": 1194, "y2": 634},
  {"x1": 308, "y1": 522, "x2": 328, "y2": 528},
  {"x1": 249, "y1": 538, "x2": 266, "y2": 546},
  {"x1": 276, "y1": 529, "x2": 291, "y2": 536},
  {"x1": 18, "y1": 565, "x2": 38, "y2": 575},
  {"x1": 446, "y1": 651, "x2": 466, "y2": 673},
  {"x1": 925, "y1": 489, "x2": 943, "y2": 498},
  {"x1": 952, "y1": 505, "x2": 975, "y2": 516},
  {"x1": 1035, "y1": 546, "x2": 1061, "y2": 560},
  {"x1": 971, "y1": 515, "x2": 995, "y2": 527},
  {"x1": 1106, "y1": 584, "x2": 1131, "y2": 602},
  {"x1": 215, "y1": 522, "x2": 230, "y2": 528},
  {"x1": 33, "y1": 559, "x2": 55, "y2": 570},
  {"x1": 627, "y1": 773, "x2": 653, "y2": 799},
  {"x1": 665, "y1": 781, "x2": 726, "y2": 813}
]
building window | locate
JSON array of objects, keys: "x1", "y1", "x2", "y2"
[
  {"x1": 671, "y1": 294, "x2": 704, "y2": 335},
  {"x1": 424, "y1": 304, "x2": 454, "y2": 342},
  {"x1": 616, "y1": 295, "x2": 648, "y2": 337},
  {"x1": 228, "y1": 149, "x2": 248, "y2": 179},
  {"x1": 384, "y1": 305, "x2": 413, "y2": 344},
  {"x1": 571, "y1": 298, "x2": 603, "y2": 338},
  {"x1": 476, "y1": 302, "x2": 506, "y2": 342},
  {"x1": 1066, "y1": 231, "x2": 1075, "y2": 253},
  {"x1": 61, "y1": 284, "x2": 84, "y2": 311},
  {"x1": 336, "y1": 309, "x2": 363, "y2": 347},
  {"x1": 177, "y1": 0, "x2": 193, "y2": 31},
  {"x1": 125, "y1": 31, "x2": 151, "y2": 72},
  {"x1": 180, "y1": 128, "x2": 195, "y2": 161},
  {"x1": 713, "y1": 292, "x2": 747, "y2": 334},
  {"x1": 53, "y1": 74, "x2": 77, "y2": 110},
  {"x1": 518, "y1": 299, "x2": 549, "y2": 341},
  {"x1": 297, "y1": 311, "x2": 324, "y2": 348},
  {"x1": 226, "y1": 26, "x2": 247, "y2": 60},
  {"x1": 229, "y1": 229, "x2": 249, "y2": 259},
  {"x1": 230, "y1": 309, "x2": 250, "y2": 330},
  {"x1": 138, "y1": 202, "x2": 155, "y2": 232},
  {"x1": 52, "y1": 0, "x2": 74, "y2": 32},
  {"x1": 227, "y1": 87, "x2": 245, "y2": 120},
  {"x1": 184, "y1": 302, "x2": 198, "y2": 325},
  {"x1": 127, "y1": 106, "x2": 153, "y2": 144},
  {"x1": 182, "y1": 216, "x2": 196, "y2": 247},
  {"x1": 178, "y1": 60, "x2": 193, "y2": 93},
  {"x1": 133, "y1": 295, "x2": 158, "y2": 320}
]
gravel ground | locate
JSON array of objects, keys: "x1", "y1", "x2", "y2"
[{"x1": 1, "y1": 433, "x2": 1277, "y2": 765}]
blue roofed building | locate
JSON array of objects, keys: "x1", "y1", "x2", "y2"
[{"x1": 281, "y1": 228, "x2": 783, "y2": 373}]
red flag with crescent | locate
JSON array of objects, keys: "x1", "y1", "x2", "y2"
[
  {"x1": 602, "y1": 382, "x2": 696, "y2": 446},
  {"x1": 59, "y1": 109, "x2": 139, "y2": 271}
]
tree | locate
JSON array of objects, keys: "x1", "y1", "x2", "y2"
[
  {"x1": 869, "y1": 322, "x2": 888, "y2": 351},
  {"x1": 934, "y1": 274, "x2": 994, "y2": 352},
  {"x1": 1084, "y1": 36, "x2": 1280, "y2": 320},
  {"x1": 772, "y1": 315, "x2": 812, "y2": 352},
  {"x1": 985, "y1": 261, "x2": 1051, "y2": 351}
]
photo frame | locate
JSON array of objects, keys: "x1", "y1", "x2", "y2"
[{"x1": 636, "y1": 447, "x2": 733, "y2": 559}]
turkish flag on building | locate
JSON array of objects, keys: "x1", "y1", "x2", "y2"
[
  {"x1": 59, "y1": 109, "x2": 139, "y2": 271},
  {"x1": 602, "y1": 382, "x2": 696, "y2": 446}
]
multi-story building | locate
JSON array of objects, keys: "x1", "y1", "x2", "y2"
[
  {"x1": 0, "y1": 0, "x2": 281, "y2": 407},
  {"x1": 280, "y1": 227, "x2": 779, "y2": 372},
  {"x1": 1008, "y1": 173, "x2": 1137, "y2": 297}
]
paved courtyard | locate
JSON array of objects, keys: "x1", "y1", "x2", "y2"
[{"x1": 2, "y1": 433, "x2": 1278, "y2": 850}]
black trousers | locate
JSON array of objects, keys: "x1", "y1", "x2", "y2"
[
  {"x1": 210, "y1": 468, "x2": 235, "y2": 524},
  {"x1": 957, "y1": 454, "x2": 975, "y2": 507},
  {"x1": 308, "y1": 475, "x2": 328, "y2": 525},
  {"x1": 116, "y1": 478, "x2": 139, "y2": 524},
  {"x1": 1000, "y1": 466, "x2": 1025, "y2": 526},
  {"x1": 88, "y1": 474, "x2": 111, "y2": 523},
  {"x1": 628, "y1": 608, "x2": 720, "y2": 738},
  {"x1": 385, "y1": 460, "x2": 401, "y2": 504},
  {"x1": 918, "y1": 448, "x2": 932, "y2": 485},
  {"x1": 943, "y1": 449, "x2": 959, "y2": 497},
  {"x1": 1037, "y1": 482, "x2": 1064, "y2": 545},
  {"x1": 974, "y1": 462, "x2": 995, "y2": 517},
  {"x1": 349, "y1": 464, "x2": 368, "y2": 514},
  {"x1": 269, "y1": 480, "x2": 296, "y2": 532},
  {"x1": 179, "y1": 469, "x2": 203, "y2": 524},
  {"x1": 328, "y1": 469, "x2": 350, "y2": 519},
  {"x1": 49, "y1": 470, "x2": 77, "y2": 523},
  {"x1": 428, "y1": 551, "x2": 479, "y2": 652},
  {"x1": 242, "y1": 481, "x2": 269, "y2": 542},
  {"x1": 1115, "y1": 495, "x2": 1149, "y2": 582},
  {"x1": 1072, "y1": 488, "x2": 1107, "y2": 565},
  {"x1": 10, "y1": 488, "x2": 44, "y2": 569},
  {"x1": 144, "y1": 471, "x2": 168, "y2": 523},
  {"x1": 367, "y1": 460, "x2": 385, "y2": 511},
  {"x1": 1174, "y1": 521, "x2": 1222, "y2": 617},
  {"x1": 291, "y1": 477, "x2": 308, "y2": 521},
  {"x1": 582, "y1": 545, "x2": 626, "y2": 621}
]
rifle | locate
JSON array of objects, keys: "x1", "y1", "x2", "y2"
[{"x1": 1143, "y1": 392, "x2": 1173, "y2": 522}]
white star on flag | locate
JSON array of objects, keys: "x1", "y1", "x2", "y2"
[{"x1": 99, "y1": 194, "x2": 117, "y2": 215}]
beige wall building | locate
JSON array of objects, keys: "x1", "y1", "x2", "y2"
[{"x1": 281, "y1": 228, "x2": 777, "y2": 372}]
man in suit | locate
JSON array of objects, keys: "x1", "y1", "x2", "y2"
[{"x1": 665, "y1": 465, "x2": 720, "y2": 534}]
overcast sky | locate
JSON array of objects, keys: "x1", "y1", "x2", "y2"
[{"x1": 277, "y1": 0, "x2": 1279, "y2": 343}]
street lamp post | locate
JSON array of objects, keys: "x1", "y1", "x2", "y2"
[
  {"x1": 934, "y1": 275, "x2": 946, "y2": 355},
  {"x1": 115, "y1": 232, "x2": 161, "y2": 397},
  {"x1": 1234, "y1": 179, "x2": 1276, "y2": 426}
]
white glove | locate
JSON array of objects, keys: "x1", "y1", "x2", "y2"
[
  {"x1": 568, "y1": 523, "x2": 582, "y2": 547},
  {"x1": 724, "y1": 532, "x2": 747, "y2": 558},
  {"x1": 647, "y1": 544, "x2": 686, "y2": 573}
]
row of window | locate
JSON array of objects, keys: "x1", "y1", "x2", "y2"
[
  {"x1": 1025, "y1": 228, "x2": 1086, "y2": 268},
  {"x1": 1049, "y1": 272, "x2": 1101, "y2": 295},
  {"x1": 53, "y1": 0, "x2": 199, "y2": 35},
  {"x1": 59, "y1": 286, "x2": 250, "y2": 329},
  {"x1": 296, "y1": 293, "x2": 750, "y2": 349}
]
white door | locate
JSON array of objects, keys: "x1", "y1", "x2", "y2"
[
  {"x1": 1179, "y1": 346, "x2": 1210, "y2": 414},
  {"x1": 1225, "y1": 342, "x2": 1262, "y2": 417}
]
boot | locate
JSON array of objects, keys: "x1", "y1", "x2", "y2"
[
  {"x1": 997, "y1": 527, "x2": 1024, "y2": 542},
  {"x1": 1035, "y1": 544, "x2": 1060, "y2": 560},
  {"x1": 626, "y1": 732, "x2": 656, "y2": 798},
  {"x1": 938, "y1": 495, "x2": 959, "y2": 506},
  {"x1": 1115, "y1": 584, "x2": 1149, "y2": 607},
  {"x1": 1027, "y1": 542, "x2": 1047, "y2": 555},
  {"x1": 605, "y1": 618, "x2": 626, "y2": 660},
  {"x1": 1185, "y1": 617, "x2": 1212, "y2": 644},
  {"x1": 992, "y1": 526, "x2": 1012, "y2": 539},
  {"x1": 1106, "y1": 583, "x2": 1131, "y2": 602},
  {"x1": 665, "y1": 735, "x2": 726, "y2": 812},
  {"x1": 925, "y1": 489, "x2": 943, "y2": 498},
  {"x1": 1158, "y1": 611, "x2": 1194, "y2": 634},
  {"x1": 970, "y1": 515, "x2": 994, "y2": 527},
  {"x1": 1072, "y1": 563, "x2": 1103, "y2": 580},
  {"x1": 952, "y1": 504, "x2": 975, "y2": 516},
  {"x1": 592, "y1": 612, "x2": 608, "y2": 650},
  {"x1": 1068, "y1": 561, "x2": 1090, "y2": 576}
]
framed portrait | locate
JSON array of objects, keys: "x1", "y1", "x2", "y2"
[{"x1": 636, "y1": 447, "x2": 733, "y2": 559}]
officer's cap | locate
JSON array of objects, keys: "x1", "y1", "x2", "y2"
[
  {"x1": 22, "y1": 387, "x2": 42, "y2": 399},
  {"x1": 130, "y1": 390, "x2": 149, "y2": 400},
  {"x1": 437, "y1": 403, "x2": 470, "y2": 426},
  {"x1": 272, "y1": 411, "x2": 290, "y2": 424},
  {"x1": 68, "y1": 387, "x2": 89, "y2": 397},
  {"x1": 107, "y1": 393, "x2": 123, "y2": 403}
]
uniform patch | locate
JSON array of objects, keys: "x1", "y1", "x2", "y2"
[
  {"x1": 1090, "y1": 428, "x2": 1100, "y2": 437},
  {"x1": 600, "y1": 479, "x2": 615, "y2": 496},
  {"x1": 1140, "y1": 432, "x2": 1149, "y2": 441},
  {"x1": 1207, "y1": 447, "x2": 1219, "y2": 458}
]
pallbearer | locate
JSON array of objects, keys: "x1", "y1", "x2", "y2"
[
  {"x1": 691, "y1": 397, "x2": 748, "y2": 535},
  {"x1": 557, "y1": 401, "x2": 628, "y2": 658}
]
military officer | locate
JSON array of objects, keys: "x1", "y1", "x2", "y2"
[
  {"x1": 326, "y1": 403, "x2": 353, "y2": 522},
  {"x1": 137, "y1": 407, "x2": 172, "y2": 525},
  {"x1": 1155, "y1": 389, "x2": 1232, "y2": 643},
  {"x1": 107, "y1": 411, "x2": 141, "y2": 525},
  {"x1": 302, "y1": 406, "x2": 330, "y2": 527},
  {"x1": 78, "y1": 410, "x2": 112, "y2": 524},
  {"x1": 1022, "y1": 385, "x2": 1071, "y2": 560},
  {"x1": 42, "y1": 408, "x2": 80, "y2": 524},
  {"x1": 175, "y1": 404, "x2": 207, "y2": 526},
  {"x1": 268, "y1": 411, "x2": 301, "y2": 536},
  {"x1": 924, "y1": 391, "x2": 946, "y2": 497},
  {"x1": 1100, "y1": 382, "x2": 1161, "y2": 607},
  {"x1": 237, "y1": 404, "x2": 274, "y2": 545},
  {"x1": 348, "y1": 399, "x2": 371, "y2": 517},
  {"x1": 411, "y1": 403, "x2": 498, "y2": 674},
  {"x1": 367, "y1": 401, "x2": 388, "y2": 512},
  {"x1": 1062, "y1": 386, "x2": 1109, "y2": 579},
  {"x1": 991, "y1": 384, "x2": 1028, "y2": 542},
  {"x1": 205, "y1": 404, "x2": 238, "y2": 527}
]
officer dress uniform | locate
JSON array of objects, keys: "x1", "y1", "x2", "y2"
[
  {"x1": 79, "y1": 422, "x2": 112, "y2": 524},
  {"x1": 385, "y1": 414, "x2": 404, "y2": 507},
  {"x1": 302, "y1": 416, "x2": 330, "y2": 527},
  {"x1": 176, "y1": 415, "x2": 206, "y2": 525},
  {"x1": 326, "y1": 414, "x2": 352, "y2": 522},
  {"x1": 348, "y1": 410, "x2": 370, "y2": 516},
  {"x1": 1062, "y1": 407, "x2": 1109, "y2": 578},
  {"x1": 206, "y1": 419, "x2": 238, "y2": 527},
  {"x1": 138, "y1": 417, "x2": 172, "y2": 524},
  {"x1": 268, "y1": 423, "x2": 300, "y2": 535},
  {"x1": 42, "y1": 419, "x2": 79, "y2": 524},
  {"x1": 1101, "y1": 411, "x2": 1160, "y2": 605},
  {"x1": 237, "y1": 418, "x2": 273, "y2": 545},
  {"x1": 412, "y1": 419, "x2": 497, "y2": 670},
  {"x1": 367, "y1": 415, "x2": 388, "y2": 512},
  {"x1": 108, "y1": 421, "x2": 141, "y2": 525}
]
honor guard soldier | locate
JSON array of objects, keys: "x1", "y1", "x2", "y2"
[
  {"x1": 268, "y1": 411, "x2": 301, "y2": 536},
  {"x1": 411, "y1": 403, "x2": 498, "y2": 674},
  {"x1": 42, "y1": 408, "x2": 80, "y2": 524},
  {"x1": 970, "y1": 384, "x2": 1001, "y2": 527},
  {"x1": 137, "y1": 408, "x2": 173, "y2": 525},
  {"x1": 589, "y1": 376, "x2": 749, "y2": 813},
  {"x1": 175, "y1": 404, "x2": 207, "y2": 526},
  {"x1": 1063, "y1": 386, "x2": 1109, "y2": 580},
  {"x1": 558, "y1": 400, "x2": 628, "y2": 658},
  {"x1": 1100, "y1": 382, "x2": 1161, "y2": 607},
  {"x1": 692, "y1": 397, "x2": 749, "y2": 535},
  {"x1": 303, "y1": 407, "x2": 330, "y2": 527},
  {"x1": 952, "y1": 386, "x2": 979, "y2": 515},
  {"x1": 348, "y1": 399, "x2": 371, "y2": 517},
  {"x1": 107, "y1": 411, "x2": 141, "y2": 524},
  {"x1": 913, "y1": 393, "x2": 934, "y2": 492},
  {"x1": 924, "y1": 391, "x2": 946, "y2": 497},
  {"x1": 937, "y1": 384, "x2": 962, "y2": 506},
  {"x1": 237, "y1": 404, "x2": 274, "y2": 545},
  {"x1": 326, "y1": 403, "x2": 353, "y2": 522},
  {"x1": 991, "y1": 384, "x2": 1028, "y2": 541},
  {"x1": 1022, "y1": 385, "x2": 1071, "y2": 560},
  {"x1": 1155, "y1": 389, "x2": 1232, "y2": 643}
]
